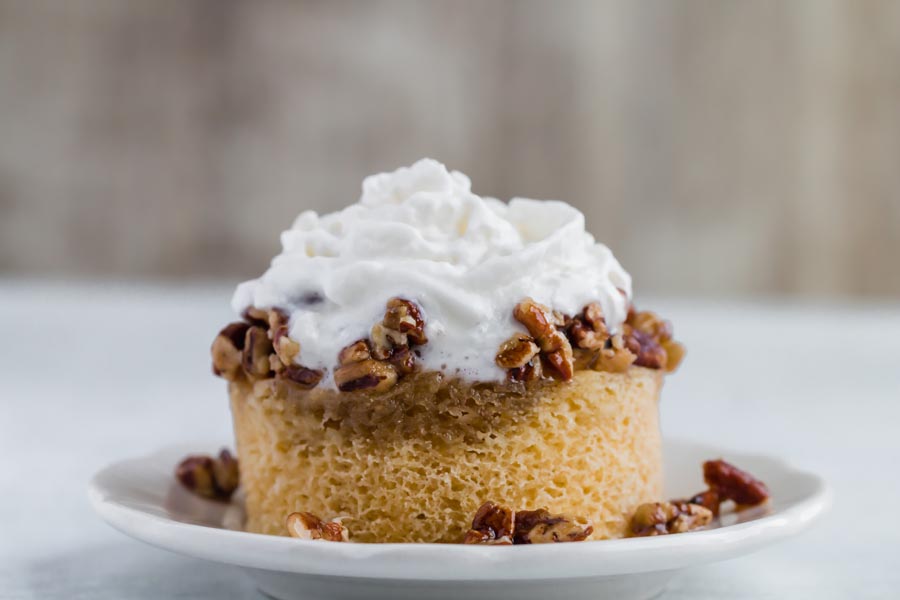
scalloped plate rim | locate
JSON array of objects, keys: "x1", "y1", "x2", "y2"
[{"x1": 88, "y1": 438, "x2": 831, "y2": 581}]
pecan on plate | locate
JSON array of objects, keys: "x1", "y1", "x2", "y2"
[
  {"x1": 703, "y1": 459, "x2": 770, "y2": 507},
  {"x1": 684, "y1": 489, "x2": 721, "y2": 517},
  {"x1": 175, "y1": 449, "x2": 240, "y2": 501},
  {"x1": 286, "y1": 512, "x2": 348, "y2": 542},
  {"x1": 463, "y1": 501, "x2": 515, "y2": 545},
  {"x1": 513, "y1": 508, "x2": 594, "y2": 544},
  {"x1": 463, "y1": 502, "x2": 592, "y2": 545},
  {"x1": 628, "y1": 501, "x2": 713, "y2": 537}
]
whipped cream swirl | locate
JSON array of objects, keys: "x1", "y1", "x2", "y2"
[{"x1": 232, "y1": 159, "x2": 632, "y2": 386}]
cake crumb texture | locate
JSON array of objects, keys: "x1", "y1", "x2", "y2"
[{"x1": 230, "y1": 368, "x2": 663, "y2": 543}]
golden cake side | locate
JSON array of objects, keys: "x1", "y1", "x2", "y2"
[{"x1": 230, "y1": 367, "x2": 663, "y2": 543}]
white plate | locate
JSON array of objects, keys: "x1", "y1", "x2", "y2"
[{"x1": 89, "y1": 439, "x2": 830, "y2": 600}]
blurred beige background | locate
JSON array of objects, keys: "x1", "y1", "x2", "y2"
[{"x1": 1, "y1": 0, "x2": 898, "y2": 297}]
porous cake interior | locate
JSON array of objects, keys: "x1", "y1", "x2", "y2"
[{"x1": 231, "y1": 368, "x2": 663, "y2": 543}]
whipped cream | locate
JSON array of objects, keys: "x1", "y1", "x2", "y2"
[{"x1": 232, "y1": 159, "x2": 632, "y2": 387}]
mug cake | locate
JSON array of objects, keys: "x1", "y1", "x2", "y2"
[{"x1": 209, "y1": 159, "x2": 685, "y2": 543}]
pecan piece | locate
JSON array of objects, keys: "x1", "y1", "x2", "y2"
[
  {"x1": 567, "y1": 302, "x2": 610, "y2": 350},
  {"x1": 703, "y1": 460, "x2": 770, "y2": 507},
  {"x1": 593, "y1": 333, "x2": 637, "y2": 373},
  {"x1": 495, "y1": 334, "x2": 540, "y2": 369},
  {"x1": 242, "y1": 307, "x2": 269, "y2": 326},
  {"x1": 286, "y1": 512, "x2": 348, "y2": 542},
  {"x1": 211, "y1": 322, "x2": 249, "y2": 379},
  {"x1": 337, "y1": 339, "x2": 371, "y2": 365},
  {"x1": 542, "y1": 347, "x2": 575, "y2": 380},
  {"x1": 386, "y1": 345, "x2": 417, "y2": 375},
  {"x1": 272, "y1": 327, "x2": 300, "y2": 366},
  {"x1": 280, "y1": 364, "x2": 323, "y2": 388},
  {"x1": 623, "y1": 327, "x2": 667, "y2": 369},
  {"x1": 175, "y1": 448, "x2": 240, "y2": 501},
  {"x1": 662, "y1": 340, "x2": 686, "y2": 372},
  {"x1": 513, "y1": 508, "x2": 594, "y2": 544},
  {"x1": 266, "y1": 307, "x2": 289, "y2": 332},
  {"x1": 513, "y1": 298, "x2": 558, "y2": 349},
  {"x1": 334, "y1": 359, "x2": 398, "y2": 392},
  {"x1": 513, "y1": 298, "x2": 574, "y2": 380},
  {"x1": 628, "y1": 310, "x2": 673, "y2": 343},
  {"x1": 507, "y1": 359, "x2": 543, "y2": 383},
  {"x1": 384, "y1": 298, "x2": 427, "y2": 346},
  {"x1": 671, "y1": 489, "x2": 722, "y2": 517},
  {"x1": 463, "y1": 529, "x2": 512, "y2": 545},
  {"x1": 369, "y1": 322, "x2": 407, "y2": 360},
  {"x1": 242, "y1": 325, "x2": 274, "y2": 378},
  {"x1": 211, "y1": 449, "x2": 240, "y2": 496},
  {"x1": 463, "y1": 501, "x2": 515, "y2": 545},
  {"x1": 629, "y1": 501, "x2": 712, "y2": 536}
]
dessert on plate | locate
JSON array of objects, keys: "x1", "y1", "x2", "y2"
[{"x1": 207, "y1": 159, "x2": 691, "y2": 543}]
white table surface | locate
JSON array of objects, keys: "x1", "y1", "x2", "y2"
[{"x1": 2, "y1": 281, "x2": 898, "y2": 599}]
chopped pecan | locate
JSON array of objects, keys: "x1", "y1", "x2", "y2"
[
  {"x1": 463, "y1": 503, "x2": 592, "y2": 545},
  {"x1": 286, "y1": 512, "x2": 348, "y2": 542},
  {"x1": 628, "y1": 310, "x2": 673, "y2": 343},
  {"x1": 334, "y1": 359, "x2": 398, "y2": 392},
  {"x1": 266, "y1": 307, "x2": 289, "y2": 332},
  {"x1": 629, "y1": 501, "x2": 712, "y2": 536},
  {"x1": 685, "y1": 489, "x2": 721, "y2": 517},
  {"x1": 369, "y1": 322, "x2": 407, "y2": 360},
  {"x1": 211, "y1": 449, "x2": 239, "y2": 495},
  {"x1": 175, "y1": 448, "x2": 240, "y2": 501},
  {"x1": 280, "y1": 364, "x2": 323, "y2": 388},
  {"x1": 386, "y1": 345, "x2": 417, "y2": 375},
  {"x1": 513, "y1": 298, "x2": 574, "y2": 380},
  {"x1": 513, "y1": 298, "x2": 558, "y2": 350},
  {"x1": 242, "y1": 307, "x2": 269, "y2": 326},
  {"x1": 703, "y1": 460, "x2": 770, "y2": 507},
  {"x1": 513, "y1": 508, "x2": 594, "y2": 544},
  {"x1": 211, "y1": 322, "x2": 250, "y2": 379},
  {"x1": 242, "y1": 326, "x2": 274, "y2": 378},
  {"x1": 662, "y1": 340, "x2": 686, "y2": 372},
  {"x1": 567, "y1": 302, "x2": 610, "y2": 350},
  {"x1": 495, "y1": 334, "x2": 540, "y2": 369},
  {"x1": 508, "y1": 359, "x2": 543, "y2": 383},
  {"x1": 272, "y1": 327, "x2": 300, "y2": 366},
  {"x1": 384, "y1": 298, "x2": 427, "y2": 346},
  {"x1": 593, "y1": 333, "x2": 637, "y2": 373},
  {"x1": 623, "y1": 327, "x2": 667, "y2": 369},
  {"x1": 463, "y1": 529, "x2": 512, "y2": 545},
  {"x1": 542, "y1": 346, "x2": 574, "y2": 380},
  {"x1": 337, "y1": 339, "x2": 371, "y2": 365},
  {"x1": 463, "y1": 501, "x2": 515, "y2": 545},
  {"x1": 333, "y1": 298, "x2": 427, "y2": 392}
]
